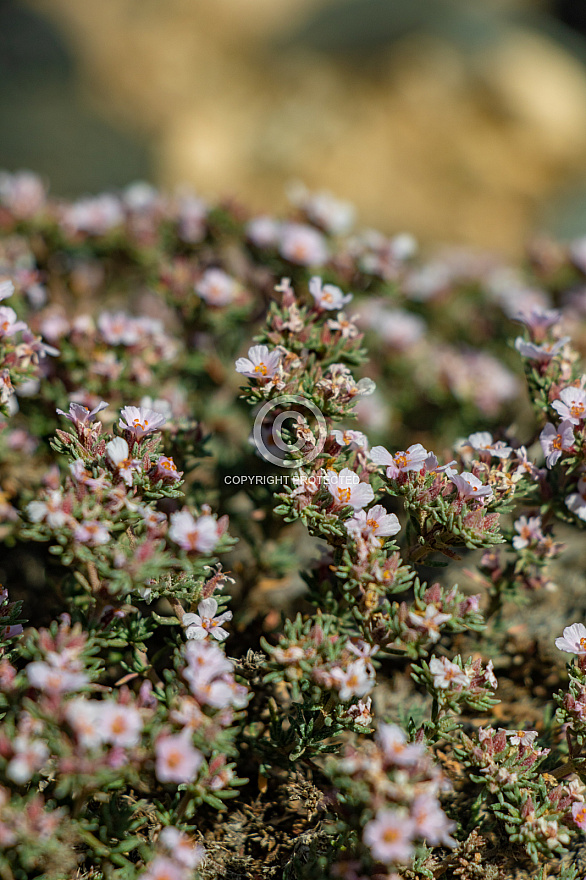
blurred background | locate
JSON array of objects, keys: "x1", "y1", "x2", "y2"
[{"x1": 5, "y1": 0, "x2": 586, "y2": 253}]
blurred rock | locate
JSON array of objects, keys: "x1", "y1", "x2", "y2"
[{"x1": 25, "y1": 0, "x2": 586, "y2": 253}]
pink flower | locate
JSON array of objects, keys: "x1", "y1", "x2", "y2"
[
  {"x1": 119, "y1": 405, "x2": 167, "y2": 439},
  {"x1": 73, "y1": 520, "x2": 110, "y2": 546},
  {"x1": 26, "y1": 659, "x2": 88, "y2": 695},
  {"x1": 448, "y1": 471, "x2": 493, "y2": 502},
  {"x1": 514, "y1": 307, "x2": 561, "y2": 342},
  {"x1": 65, "y1": 699, "x2": 104, "y2": 748},
  {"x1": 168, "y1": 511, "x2": 220, "y2": 553},
  {"x1": 159, "y1": 827, "x2": 205, "y2": 869},
  {"x1": 196, "y1": 267, "x2": 239, "y2": 306},
  {"x1": 329, "y1": 659, "x2": 375, "y2": 701},
  {"x1": 331, "y1": 429, "x2": 368, "y2": 449},
  {"x1": 376, "y1": 724, "x2": 424, "y2": 767},
  {"x1": 429, "y1": 656, "x2": 469, "y2": 689},
  {"x1": 363, "y1": 809, "x2": 415, "y2": 863},
  {"x1": 27, "y1": 490, "x2": 68, "y2": 528},
  {"x1": 347, "y1": 505, "x2": 400, "y2": 538},
  {"x1": 408, "y1": 605, "x2": 451, "y2": 642},
  {"x1": 503, "y1": 729, "x2": 538, "y2": 747},
  {"x1": 56, "y1": 400, "x2": 108, "y2": 427},
  {"x1": 572, "y1": 801, "x2": 586, "y2": 831},
  {"x1": 182, "y1": 598, "x2": 232, "y2": 641},
  {"x1": 0, "y1": 306, "x2": 27, "y2": 338},
  {"x1": 279, "y1": 223, "x2": 328, "y2": 266},
  {"x1": 555, "y1": 623, "x2": 586, "y2": 655},
  {"x1": 6, "y1": 737, "x2": 49, "y2": 784},
  {"x1": 370, "y1": 443, "x2": 428, "y2": 477},
  {"x1": 105, "y1": 437, "x2": 142, "y2": 487},
  {"x1": 566, "y1": 476, "x2": 586, "y2": 521},
  {"x1": 466, "y1": 432, "x2": 512, "y2": 459},
  {"x1": 0, "y1": 280, "x2": 14, "y2": 301},
  {"x1": 552, "y1": 386, "x2": 586, "y2": 425},
  {"x1": 514, "y1": 336, "x2": 570, "y2": 361},
  {"x1": 540, "y1": 420, "x2": 574, "y2": 468},
  {"x1": 246, "y1": 215, "x2": 281, "y2": 247},
  {"x1": 101, "y1": 703, "x2": 143, "y2": 748},
  {"x1": 151, "y1": 456, "x2": 182, "y2": 483},
  {"x1": 155, "y1": 731, "x2": 203, "y2": 784},
  {"x1": 411, "y1": 794, "x2": 457, "y2": 847},
  {"x1": 141, "y1": 856, "x2": 185, "y2": 880},
  {"x1": 512, "y1": 515, "x2": 544, "y2": 550},
  {"x1": 97, "y1": 312, "x2": 140, "y2": 346},
  {"x1": 235, "y1": 344, "x2": 281, "y2": 379},
  {"x1": 308, "y1": 277, "x2": 352, "y2": 310},
  {"x1": 326, "y1": 468, "x2": 374, "y2": 510}
]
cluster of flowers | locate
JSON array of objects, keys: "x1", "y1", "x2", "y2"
[{"x1": 2, "y1": 172, "x2": 586, "y2": 876}]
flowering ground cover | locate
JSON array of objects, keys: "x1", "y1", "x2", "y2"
[{"x1": 2, "y1": 173, "x2": 586, "y2": 878}]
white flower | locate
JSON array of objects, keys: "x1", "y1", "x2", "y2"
[
  {"x1": 119, "y1": 405, "x2": 166, "y2": 439},
  {"x1": 449, "y1": 471, "x2": 493, "y2": 502},
  {"x1": 376, "y1": 723, "x2": 424, "y2": 766},
  {"x1": 408, "y1": 605, "x2": 451, "y2": 642},
  {"x1": 105, "y1": 437, "x2": 142, "y2": 486},
  {"x1": 308, "y1": 276, "x2": 352, "y2": 310},
  {"x1": 169, "y1": 511, "x2": 220, "y2": 553},
  {"x1": 555, "y1": 622, "x2": 586, "y2": 655},
  {"x1": 363, "y1": 809, "x2": 415, "y2": 864},
  {"x1": 183, "y1": 598, "x2": 232, "y2": 641},
  {"x1": 329, "y1": 659, "x2": 374, "y2": 700},
  {"x1": 515, "y1": 336, "x2": 570, "y2": 361},
  {"x1": 512, "y1": 515, "x2": 544, "y2": 550},
  {"x1": 466, "y1": 431, "x2": 512, "y2": 459},
  {"x1": 65, "y1": 699, "x2": 104, "y2": 749},
  {"x1": 195, "y1": 267, "x2": 239, "y2": 306},
  {"x1": 101, "y1": 703, "x2": 143, "y2": 748},
  {"x1": 347, "y1": 504, "x2": 400, "y2": 538},
  {"x1": 331, "y1": 429, "x2": 368, "y2": 449},
  {"x1": 552, "y1": 386, "x2": 586, "y2": 425},
  {"x1": 566, "y1": 476, "x2": 586, "y2": 521},
  {"x1": 429, "y1": 656, "x2": 469, "y2": 689},
  {"x1": 279, "y1": 223, "x2": 328, "y2": 266},
  {"x1": 503, "y1": 729, "x2": 538, "y2": 747},
  {"x1": 235, "y1": 344, "x2": 281, "y2": 379},
  {"x1": 370, "y1": 443, "x2": 429, "y2": 477},
  {"x1": 27, "y1": 490, "x2": 67, "y2": 528},
  {"x1": 540, "y1": 420, "x2": 574, "y2": 468},
  {"x1": 74, "y1": 520, "x2": 110, "y2": 546},
  {"x1": 0, "y1": 280, "x2": 14, "y2": 301},
  {"x1": 326, "y1": 468, "x2": 374, "y2": 510}
]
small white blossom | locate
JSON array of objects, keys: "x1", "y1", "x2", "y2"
[
  {"x1": 235, "y1": 344, "x2": 281, "y2": 379},
  {"x1": 183, "y1": 598, "x2": 232, "y2": 641}
]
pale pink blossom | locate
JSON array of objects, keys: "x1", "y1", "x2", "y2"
[
  {"x1": 182, "y1": 598, "x2": 232, "y2": 641},
  {"x1": 159, "y1": 827, "x2": 205, "y2": 869},
  {"x1": 26, "y1": 659, "x2": 88, "y2": 694},
  {"x1": 63, "y1": 194, "x2": 124, "y2": 235},
  {"x1": 105, "y1": 437, "x2": 142, "y2": 487},
  {"x1": 555, "y1": 623, "x2": 586, "y2": 655},
  {"x1": 347, "y1": 505, "x2": 400, "y2": 539},
  {"x1": 97, "y1": 312, "x2": 141, "y2": 346},
  {"x1": 279, "y1": 223, "x2": 328, "y2": 266},
  {"x1": 448, "y1": 471, "x2": 493, "y2": 502},
  {"x1": 155, "y1": 731, "x2": 203, "y2": 784},
  {"x1": 168, "y1": 511, "x2": 220, "y2": 554},
  {"x1": 572, "y1": 801, "x2": 586, "y2": 831},
  {"x1": 329, "y1": 659, "x2": 375, "y2": 701},
  {"x1": 27, "y1": 490, "x2": 68, "y2": 528},
  {"x1": 0, "y1": 306, "x2": 27, "y2": 338},
  {"x1": 246, "y1": 215, "x2": 281, "y2": 247},
  {"x1": 514, "y1": 307, "x2": 561, "y2": 341},
  {"x1": 503, "y1": 729, "x2": 538, "y2": 747},
  {"x1": 370, "y1": 443, "x2": 429, "y2": 477},
  {"x1": 196, "y1": 267, "x2": 239, "y2": 306},
  {"x1": 411, "y1": 794, "x2": 457, "y2": 847},
  {"x1": 6, "y1": 737, "x2": 49, "y2": 784},
  {"x1": 552, "y1": 386, "x2": 586, "y2": 425},
  {"x1": 289, "y1": 184, "x2": 355, "y2": 234},
  {"x1": 377, "y1": 723, "x2": 425, "y2": 767},
  {"x1": 515, "y1": 336, "x2": 570, "y2": 361},
  {"x1": 151, "y1": 456, "x2": 182, "y2": 483},
  {"x1": 408, "y1": 605, "x2": 451, "y2": 642},
  {"x1": 73, "y1": 520, "x2": 110, "y2": 546},
  {"x1": 235, "y1": 344, "x2": 281, "y2": 379},
  {"x1": 56, "y1": 400, "x2": 108, "y2": 427},
  {"x1": 0, "y1": 280, "x2": 14, "y2": 301},
  {"x1": 512, "y1": 515, "x2": 544, "y2": 550},
  {"x1": 566, "y1": 476, "x2": 586, "y2": 521},
  {"x1": 101, "y1": 703, "x2": 143, "y2": 748},
  {"x1": 344, "y1": 697, "x2": 373, "y2": 727},
  {"x1": 272, "y1": 645, "x2": 304, "y2": 664},
  {"x1": 466, "y1": 431, "x2": 512, "y2": 459},
  {"x1": 363, "y1": 809, "x2": 415, "y2": 863},
  {"x1": 308, "y1": 276, "x2": 352, "y2": 310},
  {"x1": 331, "y1": 429, "x2": 368, "y2": 449},
  {"x1": 119, "y1": 405, "x2": 167, "y2": 440},
  {"x1": 429, "y1": 656, "x2": 469, "y2": 689},
  {"x1": 326, "y1": 468, "x2": 374, "y2": 510},
  {"x1": 141, "y1": 856, "x2": 185, "y2": 880},
  {"x1": 540, "y1": 420, "x2": 574, "y2": 468},
  {"x1": 0, "y1": 171, "x2": 46, "y2": 218},
  {"x1": 65, "y1": 699, "x2": 104, "y2": 748}
]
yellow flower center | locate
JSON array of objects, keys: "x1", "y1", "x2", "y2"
[
  {"x1": 395, "y1": 453, "x2": 408, "y2": 469},
  {"x1": 553, "y1": 435, "x2": 562, "y2": 450},
  {"x1": 337, "y1": 487, "x2": 352, "y2": 503},
  {"x1": 571, "y1": 403, "x2": 585, "y2": 419},
  {"x1": 254, "y1": 363, "x2": 267, "y2": 375}
]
